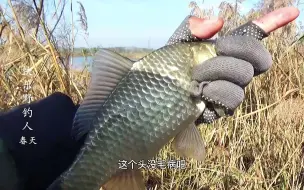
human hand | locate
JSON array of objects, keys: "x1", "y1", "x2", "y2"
[{"x1": 167, "y1": 7, "x2": 299, "y2": 124}]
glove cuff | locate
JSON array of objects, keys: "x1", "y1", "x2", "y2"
[
  {"x1": 229, "y1": 21, "x2": 269, "y2": 41},
  {"x1": 166, "y1": 15, "x2": 198, "y2": 45},
  {"x1": 166, "y1": 15, "x2": 216, "y2": 46}
]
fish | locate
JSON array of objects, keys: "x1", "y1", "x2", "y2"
[{"x1": 46, "y1": 16, "x2": 221, "y2": 190}]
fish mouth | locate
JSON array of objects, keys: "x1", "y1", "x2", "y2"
[
  {"x1": 195, "y1": 100, "x2": 231, "y2": 125},
  {"x1": 189, "y1": 80, "x2": 231, "y2": 125},
  {"x1": 187, "y1": 42, "x2": 231, "y2": 124}
]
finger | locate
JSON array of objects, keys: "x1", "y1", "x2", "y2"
[
  {"x1": 192, "y1": 56, "x2": 254, "y2": 87},
  {"x1": 189, "y1": 17, "x2": 224, "y2": 39},
  {"x1": 216, "y1": 36, "x2": 272, "y2": 75},
  {"x1": 191, "y1": 7, "x2": 299, "y2": 40},
  {"x1": 202, "y1": 80, "x2": 244, "y2": 112},
  {"x1": 166, "y1": 16, "x2": 223, "y2": 45},
  {"x1": 195, "y1": 80, "x2": 245, "y2": 124},
  {"x1": 252, "y1": 7, "x2": 300, "y2": 33},
  {"x1": 228, "y1": 6, "x2": 300, "y2": 41}
]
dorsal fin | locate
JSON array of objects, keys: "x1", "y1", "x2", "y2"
[{"x1": 72, "y1": 49, "x2": 134, "y2": 140}]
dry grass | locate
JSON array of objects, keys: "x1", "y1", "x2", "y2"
[{"x1": 1, "y1": 0, "x2": 304, "y2": 189}]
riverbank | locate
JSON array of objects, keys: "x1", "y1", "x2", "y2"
[
  {"x1": 71, "y1": 47, "x2": 154, "y2": 57},
  {"x1": 70, "y1": 50, "x2": 150, "y2": 72}
]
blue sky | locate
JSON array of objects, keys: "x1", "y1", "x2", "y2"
[
  {"x1": 71, "y1": 0, "x2": 260, "y2": 48},
  {"x1": 1, "y1": 0, "x2": 304, "y2": 48}
]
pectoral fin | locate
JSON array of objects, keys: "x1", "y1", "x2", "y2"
[
  {"x1": 172, "y1": 123, "x2": 206, "y2": 161},
  {"x1": 101, "y1": 169, "x2": 145, "y2": 190},
  {"x1": 72, "y1": 49, "x2": 134, "y2": 140}
]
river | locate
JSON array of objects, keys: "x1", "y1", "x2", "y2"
[{"x1": 71, "y1": 56, "x2": 93, "y2": 71}]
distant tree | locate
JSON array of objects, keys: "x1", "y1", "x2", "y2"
[
  {"x1": 91, "y1": 47, "x2": 98, "y2": 55},
  {"x1": 81, "y1": 48, "x2": 89, "y2": 58}
]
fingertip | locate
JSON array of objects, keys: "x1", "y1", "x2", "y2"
[
  {"x1": 189, "y1": 17, "x2": 224, "y2": 39},
  {"x1": 253, "y1": 6, "x2": 300, "y2": 33}
]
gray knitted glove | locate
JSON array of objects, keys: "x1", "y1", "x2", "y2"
[{"x1": 166, "y1": 16, "x2": 272, "y2": 124}]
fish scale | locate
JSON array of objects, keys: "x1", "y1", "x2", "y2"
[{"x1": 48, "y1": 42, "x2": 209, "y2": 190}]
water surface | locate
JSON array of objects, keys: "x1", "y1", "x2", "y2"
[{"x1": 71, "y1": 56, "x2": 93, "y2": 71}]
